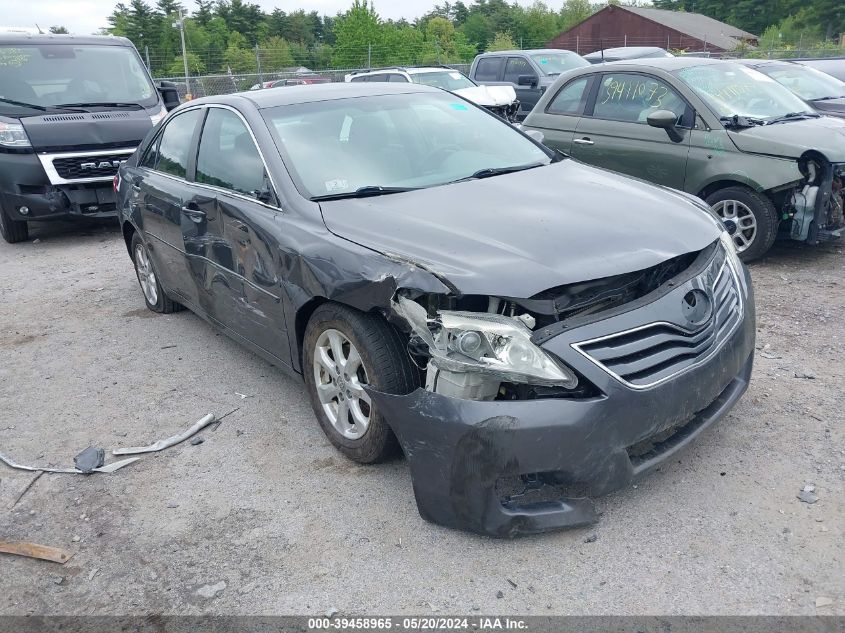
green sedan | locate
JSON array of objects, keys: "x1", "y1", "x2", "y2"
[{"x1": 523, "y1": 57, "x2": 845, "y2": 261}]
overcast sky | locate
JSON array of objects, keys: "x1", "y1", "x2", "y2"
[{"x1": 4, "y1": 0, "x2": 553, "y2": 36}]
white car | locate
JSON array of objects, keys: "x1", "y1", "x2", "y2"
[{"x1": 345, "y1": 66, "x2": 519, "y2": 121}]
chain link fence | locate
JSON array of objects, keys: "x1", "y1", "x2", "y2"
[
  {"x1": 148, "y1": 42, "x2": 844, "y2": 101},
  {"x1": 157, "y1": 63, "x2": 472, "y2": 100}
]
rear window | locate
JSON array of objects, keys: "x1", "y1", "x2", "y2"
[{"x1": 474, "y1": 57, "x2": 503, "y2": 82}]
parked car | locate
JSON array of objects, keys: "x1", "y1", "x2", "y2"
[
  {"x1": 585, "y1": 46, "x2": 673, "y2": 64},
  {"x1": 345, "y1": 66, "x2": 519, "y2": 121},
  {"x1": 0, "y1": 33, "x2": 179, "y2": 243},
  {"x1": 116, "y1": 82, "x2": 754, "y2": 537},
  {"x1": 795, "y1": 57, "x2": 845, "y2": 83},
  {"x1": 735, "y1": 59, "x2": 845, "y2": 119},
  {"x1": 523, "y1": 58, "x2": 845, "y2": 261},
  {"x1": 469, "y1": 49, "x2": 589, "y2": 120}
]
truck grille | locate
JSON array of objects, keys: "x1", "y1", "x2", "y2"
[
  {"x1": 573, "y1": 253, "x2": 742, "y2": 389},
  {"x1": 52, "y1": 153, "x2": 130, "y2": 180}
]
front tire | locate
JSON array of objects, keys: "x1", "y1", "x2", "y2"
[
  {"x1": 130, "y1": 233, "x2": 183, "y2": 314},
  {"x1": 706, "y1": 186, "x2": 778, "y2": 262},
  {"x1": 0, "y1": 205, "x2": 29, "y2": 244},
  {"x1": 303, "y1": 303, "x2": 417, "y2": 464}
]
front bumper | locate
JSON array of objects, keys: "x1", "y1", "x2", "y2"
[
  {"x1": 0, "y1": 152, "x2": 119, "y2": 221},
  {"x1": 371, "y1": 258, "x2": 756, "y2": 537}
]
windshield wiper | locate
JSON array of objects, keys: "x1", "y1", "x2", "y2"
[
  {"x1": 0, "y1": 97, "x2": 48, "y2": 111},
  {"x1": 311, "y1": 185, "x2": 420, "y2": 201},
  {"x1": 719, "y1": 115, "x2": 766, "y2": 129},
  {"x1": 52, "y1": 101, "x2": 144, "y2": 110},
  {"x1": 450, "y1": 162, "x2": 546, "y2": 183},
  {"x1": 766, "y1": 111, "x2": 820, "y2": 124}
]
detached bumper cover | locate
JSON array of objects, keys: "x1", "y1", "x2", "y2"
[{"x1": 371, "y1": 259, "x2": 756, "y2": 537}]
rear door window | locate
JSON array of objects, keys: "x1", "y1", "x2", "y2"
[
  {"x1": 474, "y1": 57, "x2": 503, "y2": 82},
  {"x1": 547, "y1": 76, "x2": 592, "y2": 115},
  {"x1": 151, "y1": 109, "x2": 201, "y2": 178}
]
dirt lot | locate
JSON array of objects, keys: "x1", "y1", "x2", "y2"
[{"x1": 0, "y1": 220, "x2": 842, "y2": 616}]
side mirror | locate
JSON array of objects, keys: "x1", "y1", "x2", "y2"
[
  {"x1": 157, "y1": 81, "x2": 181, "y2": 111},
  {"x1": 524, "y1": 129, "x2": 544, "y2": 144},
  {"x1": 517, "y1": 74, "x2": 537, "y2": 87},
  {"x1": 647, "y1": 109, "x2": 684, "y2": 142}
]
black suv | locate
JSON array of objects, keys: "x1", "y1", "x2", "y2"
[{"x1": 0, "y1": 33, "x2": 178, "y2": 243}]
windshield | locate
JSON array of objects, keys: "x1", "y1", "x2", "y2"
[
  {"x1": 0, "y1": 44, "x2": 157, "y2": 115},
  {"x1": 675, "y1": 63, "x2": 815, "y2": 120},
  {"x1": 529, "y1": 52, "x2": 589, "y2": 76},
  {"x1": 262, "y1": 92, "x2": 552, "y2": 199},
  {"x1": 758, "y1": 64, "x2": 845, "y2": 101},
  {"x1": 410, "y1": 70, "x2": 476, "y2": 90}
]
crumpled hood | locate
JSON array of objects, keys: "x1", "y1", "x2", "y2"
[
  {"x1": 454, "y1": 84, "x2": 517, "y2": 107},
  {"x1": 319, "y1": 161, "x2": 721, "y2": 298},
  {"x1": 727, "y1": 116, "x2": 845, "y2": 161}
]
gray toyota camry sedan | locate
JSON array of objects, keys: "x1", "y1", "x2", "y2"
[{"x1": 116, "y1": 82, "x2": 755, "y2": 537}]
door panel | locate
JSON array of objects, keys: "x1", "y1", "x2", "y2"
[
  {"x1": 504, "y1": 56, "x2": 541, "y2": 116},
  {"x1": 570, "y1": 72, "x2": 690, "y2": 189},
  {"x1": 135, "y1": 108, "x2": 203, "y2": 301},
  {"x1": 187, "y1": 106, "x2": 291, "y2": 365},
  {"x1": 528, "y1": 76, "x2": 593, "y2": 154}
]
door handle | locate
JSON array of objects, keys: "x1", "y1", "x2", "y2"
[
  {"x1": 181, "y1": 206, "x2": 206, "y2": 223},
  {"x1": 573, "y1": 137, "x2": 594, "y2": 145}
]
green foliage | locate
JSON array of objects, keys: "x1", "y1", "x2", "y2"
[
  {"x1": 104, "y1": 0, "x2": 844, "y2": 77},
  {"x1": 49, "y1": 26, "x2": 70, "y2": 34},
  {"x1": 487, "y1": 31, "x2": 517, "y2": 51}
]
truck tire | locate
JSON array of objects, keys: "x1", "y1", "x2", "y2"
[
  {"x1": 0, "y1": 205, "x2": 29, "y2": 244},
  {"x1": 706, "y1": 186, "x2": 778, "y2": 262},
  {"x1": 303, "y1": 302, "x2": 417, "y2": 464}
]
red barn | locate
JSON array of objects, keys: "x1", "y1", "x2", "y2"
[{"x1": 548, "y1": 5, "x2": 758, "y2": 54}]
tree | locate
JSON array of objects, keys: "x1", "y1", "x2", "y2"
[
  {"x1": 332, "y1": 0, "x2": 382, "y2": 67},
  {"x1": 487, "y1": 31, "x2": 517, "y2": 51},
  {"x1": 259, "y1": 36, "x2": 294, "y2": 71},
  {"x1": 49, "y1": 26, "x2": 69, "y2": 34}
]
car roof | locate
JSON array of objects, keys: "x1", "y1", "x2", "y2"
[
  {"x1": 189, "y1": 82, "x2": 440, "y2": 110},
  {"x1": 732, "y1": 58, "x2": 797, "y2": 68},
  {"x1": 0, "y1": 33, "x2": 133, "y2": 47},
  {"x1": 585, "y1": 46, "x2": 668, "y2": 59},
  {"x1": 598, "y1": 57, "x2": 739, "y2": 71},
  {"x1": 476, "y1": 49, "x2": 577, "y2": 57}
]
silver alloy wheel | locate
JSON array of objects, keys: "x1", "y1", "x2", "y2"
[
  {"x1": 313, "y1": 328, "x2": 372, "y2": 440},
  {"x1": 711, "y1": 199, "x2": 757, "y2": 253},
  {"x1": 134, "y1": 243, "x2": 159, "y2": 306}
]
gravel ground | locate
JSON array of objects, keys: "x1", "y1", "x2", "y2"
[{"x1": 0, "y1": 220, "x2": 842, "y2": 616}]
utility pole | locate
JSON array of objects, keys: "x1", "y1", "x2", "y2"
[
  {"x1": 144, "y1": 45, "x2": 150, "y2": 71},
  {"x1": 367, "y1": 43, "x2": 372, "y2": 69},
  {"x1": 176, "y1": 8, "x2": 190, "y2": 99},
  {"x1": 255, "y1": 43, "x2": 263, "y2": 88}
]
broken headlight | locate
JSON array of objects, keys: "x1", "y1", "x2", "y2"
[{"x1": 434, "y1": 311, "x2": 578, "y2": 388}]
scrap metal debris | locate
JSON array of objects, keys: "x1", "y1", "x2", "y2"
[
  {"x1": 113, "y1": 413, "x2": 216, "y2": 455},
  {"x1": 10, "y1": 471, "x2": 44, "y2": 509},
  {"x1": 0, "y1": 451, "x2": 139, "y2": 475},
  {"x1": 0, "y1": 540, "x2": 73, "y2": 564},
  {"x1": 798, "y1": 484, "x2": 819, "y2": 504},
  {"x1": 74, "y1": 447, "x2": 105, "y2": 473}
]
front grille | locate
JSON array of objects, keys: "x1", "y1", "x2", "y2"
[
  {"x1": 52, "y1": 153, "x2": 129, "y2": 180},
  {"x1": 573, "y1": 252, "x2": 742, "y2": 389}
]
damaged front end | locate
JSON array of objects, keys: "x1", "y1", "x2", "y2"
[
  {"x1": 784, "y1": 154, "x2": 844, "y2": 243},
  {"x1": 373, "y1": 237, "x2": 755, "y2": 537}
]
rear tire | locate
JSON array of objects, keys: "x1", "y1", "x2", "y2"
[
  {"x1": 303, "y1": 303, "x2": 417, "y2": 464},
  {"x1": 705, "y1": 186, "x2": 778, "y2": 262},
  {"x1": 130, "y1": 233, "x2": 183, "y2": 314},
  {"x1": 0, "y1": 205, "x2": 29, "y2": 244}
]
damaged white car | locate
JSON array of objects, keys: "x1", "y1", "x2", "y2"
[{"x1": 345, "y1": 66, "x2": 520, "y2": 121}]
